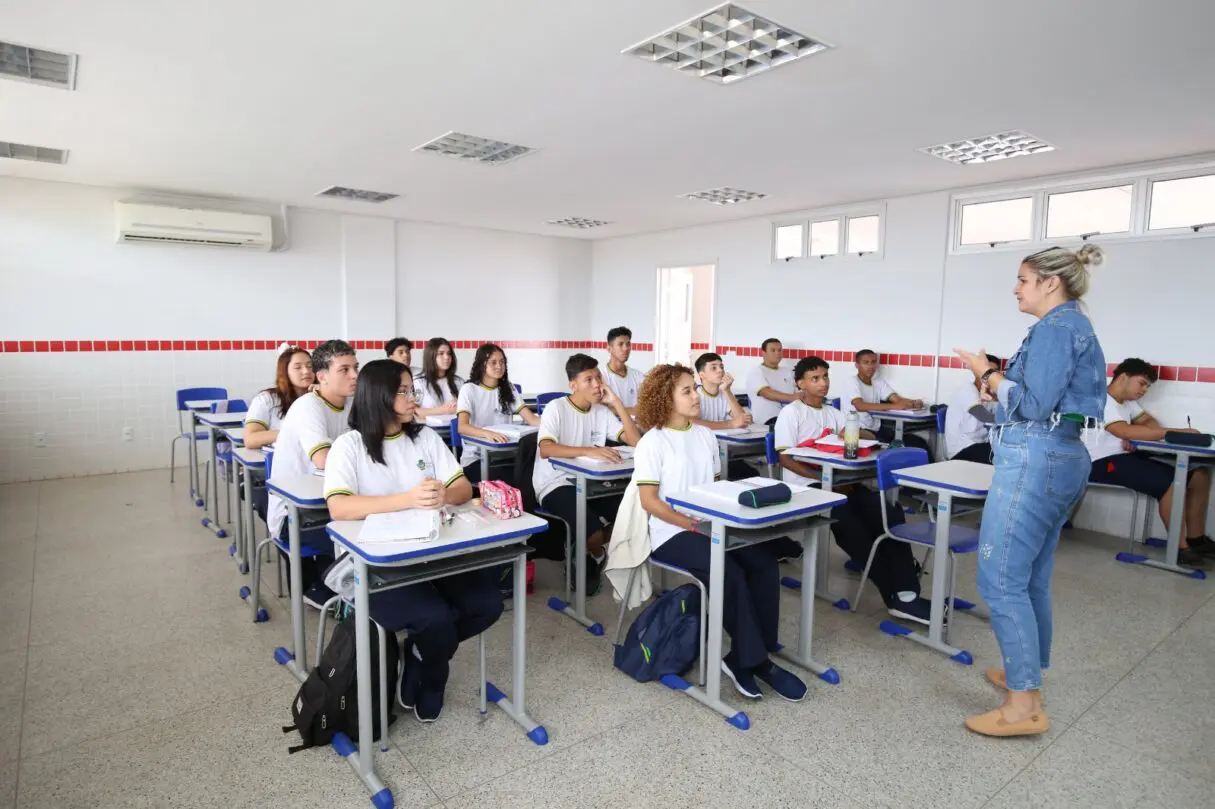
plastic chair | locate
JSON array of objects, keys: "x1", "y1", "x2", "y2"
[
  {"x1": 736, "y1": 394, "x2": 751, "y2": 408},
  {"x1": 613, "y1": 559, "x2": 709, "y2": 686},
  {"x1": 449, "y1": 417, "x2": 462, "y2": 462},
  {"x1": 829, "y1": 397, "x2": 840, "y2": 410},
  {"x1": 513, "y1": 383, "x2": 523, "y2": 394},
  {"x1": 207, "y1": 400, "x2": 248, "y2": 518},
  {"x1": 852, "y1": 447, "x2": 979, "y2": 614},
  {"x1": 170, "y1": 387, "x2": 227, "y2": 483},
  {"x1": 534, "y1": 392, "x2": 564, "y2": 413}
]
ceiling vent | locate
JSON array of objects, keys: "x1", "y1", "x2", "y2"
[
  {"x1": 114, "y1": 202, "x2": 274, "y2": 250},
  {"x1": 623, "y1": 3, "x2": 830, "y2": 85},
  {"x1": 315, "y1": 186, "x2": 399, "y2": 203},
  {"x1": 546, "y1": 217, "x2": 611, "y2": 229},
  {"x1": 0, "y1": 141, "x2": 68, "y2": 164},
  {"x1": 921, "y1": 130, "x2": 1055, "y2": 165},
  {"x1": 680, "y1": 186, "x2": 767, "y2": 205},
  {"x1": 413, "y1": 132, "x2": 536, "y2": 166},
  {"x1": 0, "y1": 41, "x2": 77, "y2": 89}
]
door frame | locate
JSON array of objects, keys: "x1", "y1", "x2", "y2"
[{"x1": 654, "y1": 261, "x2": 718, "y2": 365}]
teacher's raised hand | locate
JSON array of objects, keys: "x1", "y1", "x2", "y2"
[{"x1": 953, "y1": 347, "x2": 992, "y2": 378}]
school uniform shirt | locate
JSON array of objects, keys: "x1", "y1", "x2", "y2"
[
  {"x1": 773, "y1": 400, "x2": 846, "y2": 487},
  {"x1": 323, "y1": 426, "x2": 464, "y2": 501},
  {"x1": 696, "y1": 385, "x2": 733, "y2": 423},
  {"x1": 944, "y1": 382, "x2": 993, "y2": 459},
  {"x1": 456, "y1": 382, "x2": 525, "y2": 468},
  {"x1": 418, "y1": 374, "x2": 465, "y2": 427},
  {"x1": 632, "y1": 424, "x2": 721, "y2": 551},
  {"x1": 745, "y1": 363, "x2": 795, "y2": 425},
  {"x1": 532, "y1": 396, "x2": 626, "y2": 502},
  {"x1": 602, "y1": 364, "x2": 646, "y2": 409},
  {"x1": 245, "y1": 390, "x2": 284, "y2": 431},
  {"x1": 1084, "y1": 395, "x2": 1144, "y2": 462},
  {"x1": 267, "y1": 391, "x2": 352, "y2": 537},
  {"x1": 839, "y1": 374, "x2": 896, "y2": 431}
]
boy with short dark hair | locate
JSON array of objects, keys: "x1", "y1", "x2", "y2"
[
  {"x1": 693, "y1": 352, "x2": 756, "y2": 480},
  {"x1": 533, "y1": 353, "x2": 642, "y2": 592},
  {"x1": 745, "y1": 338, "x2": 798, "y2": 427},
  {"x1": 1085, "y1": 357, "x2": 1213, "y2": 567},
  {"x1": 775, "y1": 356, "x2": 933, "y2": 624},
  {"x1": 602, "y1": 326, "x2": 646, "y2": 414},
  {"x1": 840, "y1": 349, "x2": 933, "y2": 458},
  {"x1": 385, "y1": 337, "x2": 421, "y2": 378}
]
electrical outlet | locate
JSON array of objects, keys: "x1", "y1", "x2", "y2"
[
  {"x1": 33, "y1": 432, "x2": 47, "y2": 448},
  {"x1": 122, "y1": 427, "x2": 134, "y2": 441}
]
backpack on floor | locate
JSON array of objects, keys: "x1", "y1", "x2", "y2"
[
  {"x1": 283, "y1": 618, "x2": 400, "y2": 753},
  {"x1": 613, "y1": 583, "x2": 701, "y2": 683}
]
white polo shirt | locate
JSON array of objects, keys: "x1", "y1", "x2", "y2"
[
  {"x1": 602, "y1": 364, "x2": 646, "y2": 408},
  {"x1": 745, "y1": 363, "x2": 795, "y2": 426},
  {"x1": 773, "y1": 400, "x2": 846, "y2": 487},
  {"x1": 839, "y1": 374, "x2": 896, "y2": 431},
  {"x1": 944, "y1": 382, "x2": 992, "y2": 459},
  {"x1": 1084, "y1": 395, "x2": 1145, "y2": 462},
  {"x1": 246, "y1": 390, "x2": 284, "y2": 431},
  {"x1": 532, "y1": 397, "x2": 625, "y2": 501},
  {"x1": 633, "y1": 425, "x2": 721, "y2": 551},
  {"x1": 456, "y1": 382, "x2": 525, "y2": 468},
  {"x1": 418, "y1": 374, "x2": 465, "y2": 427},
  {"x1": 267, "y1": 391, "x2": 351, "y2": 537},
  {"x1": 696, "y1": 386, "x2": 733, "y2": 423},
  {"x1": 324, "y1": 426, "x2": 464, "y2": 500}
]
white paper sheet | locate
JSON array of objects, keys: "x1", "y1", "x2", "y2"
[{"x1": 358, "y1": 509, "x2": 440, "y2": 543}]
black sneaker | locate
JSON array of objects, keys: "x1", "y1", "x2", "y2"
[
  {"x1": 1178, "y1": 547, "x2": 1212, "y2": 568},
  {"x1": 1189, "y1": 536, "x2": 1215, "y2": 558},
  {"x1": 414, "y1": 687, "x2": 444, "y2": 723},
  {"x1": 302, "y1": 582, "x2": 336, "y2": 611},
  {"x1": 396, "y1": 642, "x2": 421, "y2": 712},
  {"x1": 754, "y1": 660, "x2": 807, "y2": 702},
  {"x1": 720, "y1": 660, "x2": 763, "y2": 699},
  {"x1": 887, "y1": 596, "x2": 934, "y2": 626}
]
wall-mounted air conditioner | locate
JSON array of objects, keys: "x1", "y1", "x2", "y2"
[{"x1": 114, "y1": 202, "x2": 274, "y2": 250}]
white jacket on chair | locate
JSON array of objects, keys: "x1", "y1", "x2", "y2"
[{"x1": 604, "y1": 479, "x2": 652, "y2": 609}]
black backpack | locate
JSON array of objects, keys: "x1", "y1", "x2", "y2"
[
  {"x1": 283, "y1": 617, "x2": 400, "y2": 753},
  {"x1": 514, "y1": 432, "x2": 568, "y2": 561}
]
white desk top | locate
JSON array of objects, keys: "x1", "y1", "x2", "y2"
[
  {"x1": 713, "y1": 427, "x2": 769, "y2": 444},
  {"x1": 879, "y1": 409, "x2": 936, "y2": 421},
  {"x1": 197, "y1": 412, "x2": 247, "y2": 427},
  {"x1": 266, "y1": 474, "x2": 326, "y2": 507},
  {"x1": 1131, "y1": 439, "x2": 1215, "y2": 458},
  {"x1": 550, "y1": 457, "x2": 636, "y2": 478},
  {"x1": 185, "y1": 399, "x2": 226, "y2": 412},
  {"x1": 327, "y1": 512, "x2": 548, "y2": 565},
  {"x1": 782, "y1": 446, "x2": 880, "y2": 469},
  {"x1": 892, "y1": 460, "x2": 993, "y2": 496},
  {"x1": 462, "y1": 434, "x2": 521, "y2": 449},
  {"x1": 667, "y1": 486, "x2": 847, "y2": 528},
  {"x1": 222, "y1": 427, "x2": 245, "y2": 443},
  {"x1": 233, "y1": 447, "x2": 265, "y2": 467}
]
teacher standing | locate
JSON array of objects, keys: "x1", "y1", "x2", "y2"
[{"x1": 955, "y1": 244, "x2": 1106, "y2": 737}]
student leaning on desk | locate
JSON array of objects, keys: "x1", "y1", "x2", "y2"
[
  {"x1": 456, "y1": 343, "x2": 540, "y2": 485},
  {"x1": 324, "y1": 358, "x2": 501, "y2": 724},
  {"x1": 839, "y1": 349, "x2": 934, "y2": 459}
]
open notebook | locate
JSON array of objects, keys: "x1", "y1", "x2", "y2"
[
  {"x1": 688, "y1": 476, "x2": 814, "y2": 503},
  {"x1": 576, "y1": 446, "x2": 635, "y2": 464},
  {"x1": 484, "y1": 424, "x2": 540, "y2": 439}
]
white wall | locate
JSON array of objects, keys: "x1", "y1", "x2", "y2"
[{"x1": 0, "y1": 177, "x2": 592, "y2": 483}]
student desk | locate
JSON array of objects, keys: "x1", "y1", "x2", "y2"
[
  {"x1": 183, "y1": 399, "x2": 226, "y2": 508},
  {"x1": 547, "y1": 457, "x2": 634, "y2": 634},
  {"x1": 712, "y1": 427, "x2": 769, "y2": 475},
  {"x1": 196, "y1": 411, "x2": 246, "y2": 539},
  {"x1": 262, "y1": 474, "x2": 327, "y2": 681},
  {"x1": 231, "y1": 447, "x2": 264, "y2": 582},
  {"x1": 460, "y1": 434, "x2": 522, "y2": 484},
  {"x1": 779, "y1": 446, "x2": 883, "y2": 608},
  {"x1": 326, "y1": 514, "x2": 551, "y2": 807},
  {"x1": 876, "y1": 409, "x2": 937, "y2": 443},
  {"x1": 663, "y1": 487, "x2": 847, "y2": 728},
  {"x1": 222, "y1": 426, "x2": 245, "y2": 446},
  {"x1": 1121, "y1": 440, "x2": 1214, "y2": 580},
  {"x1": 888, "y1": 460, "x2": 992, "y2": 663}
]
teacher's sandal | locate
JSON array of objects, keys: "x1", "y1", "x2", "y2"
[{"x1": 964, "y1": 707, "x2": 1049, "y2": 737}]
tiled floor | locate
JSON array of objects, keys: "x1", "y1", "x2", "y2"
[{"x1": 2, "y1": 470, "x2": 1212, "y2": 808}]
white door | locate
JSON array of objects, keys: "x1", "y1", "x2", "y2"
[{"x1": 657, "y1": 267, "x2": 694, "y2": 366}]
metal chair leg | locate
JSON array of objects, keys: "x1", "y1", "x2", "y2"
[
  {"x1": 851, "y1": 535, "x2": 885, "y2": 613},
  {"x1": 613, "y1": 567, "x2": 638, "y2": 646}
]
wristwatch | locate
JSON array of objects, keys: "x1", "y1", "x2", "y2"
[{"x1": 980, "y1": 368, "x2": 998, "y2": 391}]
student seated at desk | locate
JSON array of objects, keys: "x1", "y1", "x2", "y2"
[
  {"x1": 456, "y1": 343, "x2": 540, "y2": 485},
  {"x1": 533, "y1": 353, "x2": 641, "y2": 594},
  {"x1": 1084, "y1": 358, "x2": 1214, "y2": 568},
  {"x1": 840, "y1": 349, "x2": 933, "y2": 459},
  {"x1": 385, "y1": 336, "x2": 421, "y2": 379},
  {"x1": 244, "y1": 343, "x2": 315, "y2": 450},
  {"x1": 775, "y1": 356, "x2": 933, "y2": 624},
  {"x1": 693, "y1": 351, "x2": 755, "y2": 480},
  {"x1": 744, "y1": 338, "x2": 798, "y2": 428},
  {"x1": 635, "y1": 364, "x2": 807, "y2": 701},
  {"x1": 269, "y1": 339, "x2": 359, "y2": 608},
  {"x1": 602, "y1": 326, "x2": 646, "y2": 414},
  {"x1": 416, "y1": 337, "x2": 464, "y2": 428},
  {"x1": 325, "y1": 359, "x2": 500, "y2": 723},
  {"x1": 944, "y1": 354, "x2": 1001, "y2": 463}
]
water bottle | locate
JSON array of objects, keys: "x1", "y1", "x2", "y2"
[{"x1": 844, "y1": 411, "x2": 860, "y2": 460}]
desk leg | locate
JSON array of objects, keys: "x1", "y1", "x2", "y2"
[
  {"x1": 240, "y1": 465, "x2": 254, "y2": 574},
  {"x1": 549, "y1": 474, "x2": 605, "y2": 635},
  {"x1": 228, "y1": 460, "x2": 242, "y2": 565},
  {"x1": 894, "y1": 420, "x2": 905, "y2": 443},
  {"x1": 188, "y1": 412, "x2": 203, "y2": 507},
  {"x1": 200, "y1": 428, "x2": 226, "y2": 538},
  {"x1": 879, "y1": 492, "x2": 972, "y2": 663},
  {"x1": 789, "y1": 467, "x2": 851, "y2": 610},
  {"x1": 273, "y1": 503, "x2": 309, "y2": 682},
  {"x1": 486, "y1": 549, "x2": 548, "y2": 744},
  {"x1": 775, "y1": 523, "x2": 840, "y2": 684},
  {"x1": 1117, "y1": 452, "x2": 1206, "y2": 579},
  {"x1": 481, "y1": 451, "x2": 490, "y2": 486}
]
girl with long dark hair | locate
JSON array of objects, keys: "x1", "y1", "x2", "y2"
[
  {"x1": 416, "y1": 337, "x2": 464, "y2": 427},
  {"x1": 456, "y1": 343, "x2": 539, "y2": 484}
]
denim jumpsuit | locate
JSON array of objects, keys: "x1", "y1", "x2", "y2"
[{"x1": 982, "y1": 300, "x2": 1106, "y2": 691}]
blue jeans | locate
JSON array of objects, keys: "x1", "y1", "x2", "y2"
[{"x1": 978, "y1": 421, "x2": 1089, "y2": 691}]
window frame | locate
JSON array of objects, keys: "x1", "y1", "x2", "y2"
[
  {"x1": 770, "y1": 203, "x2": 885, "y2": 264},
  {"x1": 771, "y1": 220, "x2": 807, "y2": 262},
  {"x1": 955, "y1": 192, "x2": 1038, "y2": 249},
  {"x1": 1145, "y1": 168, "x2": 1215, "y2": 236}
]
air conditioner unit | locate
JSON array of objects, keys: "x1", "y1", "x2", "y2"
[{"x1": 114, "y1": 202, "x2": 274, "y2": 250}]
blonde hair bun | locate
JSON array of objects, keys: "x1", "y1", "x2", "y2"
[{"x1": 1075, "y1": 243, "x2": 1104, "y2": 268}]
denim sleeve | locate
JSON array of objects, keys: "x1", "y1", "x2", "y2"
[{"x1": 1000, "y1": 322, "x2": 1077, "y2": 422}]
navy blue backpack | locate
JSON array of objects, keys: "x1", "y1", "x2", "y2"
[{"x1": 613, "y1": 584, "x2": 701, "y2": 683}]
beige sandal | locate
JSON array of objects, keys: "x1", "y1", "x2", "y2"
[{"x1": 965, "y1": 706, "x2": 1049, "y2": 737}]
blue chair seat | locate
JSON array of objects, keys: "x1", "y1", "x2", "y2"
[
  {"x1": 888, "y1": 520, "x2": 979, "y2": 554},
  {"x1": 271, "y1": 536, "x2": 329, "y2": 559},
  {"x1": 182, "y1": 430, "x2": 210, "y2": 441}
]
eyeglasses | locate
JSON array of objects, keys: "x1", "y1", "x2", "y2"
[{"x1": 396, "y1": 389, "x2": 418, "y2": 401}]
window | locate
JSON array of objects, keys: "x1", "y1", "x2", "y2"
[
  {"x1": 809, "y1": 219, "x2": 839, "y2": 257},
  {"x1": 1149, "y1": 174, "x2": 1215, "y2": 231},
  {"x1": 846, "y1": 215, "x2": 880, "y2": 254},
  {"x1": 959, "y1": 197, "x2": 1033, "y2": 245},
  {"x1": 774, "y1": 223, "x2": 804, "y2": 259},
  {"x1": 1046, "y1": 185, "x2": 1132, "y2": 238}
]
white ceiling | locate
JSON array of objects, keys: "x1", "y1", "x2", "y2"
[{"x1": 2, "y1": 0, "x2": 1214, "y2": 239}]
